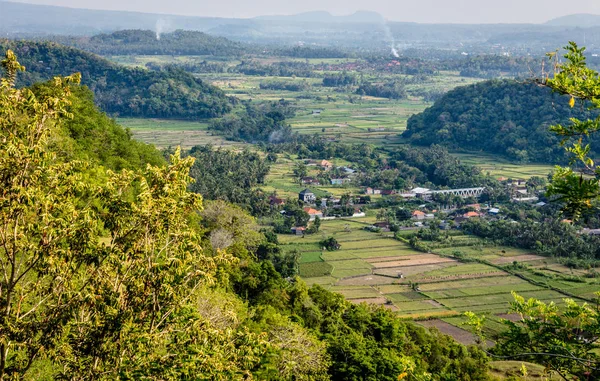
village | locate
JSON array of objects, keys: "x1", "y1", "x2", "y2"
[{"x1": 267, "y1": 158, "x2": 548, "y2": 236}]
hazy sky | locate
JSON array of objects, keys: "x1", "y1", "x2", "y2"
[{"x1": 9, "y1": 0, "x2": 600, "y2": 23}]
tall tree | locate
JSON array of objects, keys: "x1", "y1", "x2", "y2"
[{"x1": 542, "y1": 42, "x2": 600, "y2": 219}]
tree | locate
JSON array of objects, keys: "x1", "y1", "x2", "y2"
[
  {"x1": 320, "y1": 237, "x2": 341, "y2": 251},
  {"x1": 466, "y1": 293, "x2": 600, "y2": 380},
  {"x1": 0, "y1": 49, "x2": 88, "y2": 379},
  {"x1": 536, "y1": 42, "x2": 600, "y2": 220},
  {"x1": 293, "y1": 161, "x2": 308, "y2": 182},
  {"x1": 0, "y1": 50, "x2": 262, "y2": 380}
]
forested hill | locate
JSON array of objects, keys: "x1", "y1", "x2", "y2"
[
  {"x1": 402, "y1": 79, "x2": 599, "y2": 163},
  {"x1": 56, "y1": 29, "x2": 246, "y2": 56},
  {"x1": 0, "y1": 40, "x2": 233, "y2": 119}
]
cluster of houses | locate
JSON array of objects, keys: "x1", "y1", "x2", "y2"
[{"x1": 302, "y1": 160, "x2": 358, "y2": 186}]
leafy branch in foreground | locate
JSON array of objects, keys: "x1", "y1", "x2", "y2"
[
  {"x1": 465, "y1": 292, "x2": 600, "y2": 380},
  {"x1": 543, "y1": 42, "x2": 600, "y2": 220}
]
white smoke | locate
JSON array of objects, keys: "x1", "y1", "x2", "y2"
[
  {"x1": 155, "y1": 19, "x2": 170, "y2": 40},
  {"x1": 382, "y1": 22, "x2": 399, "y2": 58}
]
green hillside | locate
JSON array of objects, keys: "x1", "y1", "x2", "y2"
[
  {"x1": 403, "y1": 79, "x2": 599, "y2": 163},
  {"x1": 0, "y1": 40, "x2": 233, "y2": 119}
]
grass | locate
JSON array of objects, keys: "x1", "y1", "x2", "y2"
[
  {"x1": 119, "y1": 118, "x2": 247, "y2": 149},
  {"x1": 299, "y1": 262, "x2": 334, "y2": 278},
  {"x1": 298, "y1": 251, "x2": 323, "y2": 264}
]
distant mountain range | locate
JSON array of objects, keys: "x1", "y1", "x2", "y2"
[
  {"x1": 2, "y1": 0, "x2": 600, "y2": 52},
  {"x1": 254, "y1": 10, "x2": 384, "y2": 23},
  {"x1": 545, "y1": 14, "x2": 600, "y2": 27}
]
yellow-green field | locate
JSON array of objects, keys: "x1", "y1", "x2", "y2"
[{"x1": 118, "y1": 118, "x2": 249, "y2": 149}]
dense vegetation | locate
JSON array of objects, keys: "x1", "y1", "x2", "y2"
[
  {"x1": 187, "y1": 145, "x2": 272, "y2": 216},
  {"x1": 0, "y1": 40, "x2": 233, "y2": 119},
  {"x1": 462, "y1": 219, "x2": 600, "y2": 261},
  {"x1": 57, "y1": 29, "x2": 245, "y2": 56},
  {"x1": 357, "y1": 80, "x2": 407, "y2": 99},
  {"x1": 34, "y1": 84, "x2": 165, "y2": 171},
  {"x1": 210, "y1": 100, "x2": 296, "y2": 143},
  {"x1": 403, "y1": 79, "x2": 600, "y2": 162}
]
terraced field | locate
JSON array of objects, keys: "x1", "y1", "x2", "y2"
[{"x1": 284, "y1": 218, "x2": 600, "y2": 344}]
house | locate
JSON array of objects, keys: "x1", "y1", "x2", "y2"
[
  {"x1": 312, "y1": 109, "x2": 322, "y2": 116},
  {"x1": 368, "y1": 127, "x2": 385, "y2": 132},
  {"x1": 398, "y1": 193, "x2": 417, "y2": 199},
  {"x1": 365, "y1": 187, "x2": 382, "y2": 195},
  {"x1": 488, "y1": 208, "x2": 500, "y2": 215},
  {"x1": 331, "y1": 178, "x2": 345, "y2": 186},
  {"x1": 582, "y1": 229, "x2": 600, "y2": 236},
  {"x1": 303, "y1": 207, "x2": 324, "y2": 221},
  {"x1": 319, "y1": 160, "x2": 333, "y2": 170},
  {"x1": 411, "y1": 187, "x2": 431, "y2": 199},
  {"x1": 463, "y1": 211, "x2": 480, "y2": 219},
  {"x1": 269, "y1": 196, "x2": 285, "y2": 206},
  {"x1": 299, "y1": 189, "x2": 316, "y2": 203},
  {"x1": 291, "y1": 227, "x2": 307, "y2": 236},
  {"x1": 381, "y1": 190, "x2": 396, "y2": 196},
  {"x1": 412, "y1": 210, "x2": 426, "y2": 220},
  {"x1": 535, "y1": 201, "x2": 547, "y2": 207},
  {"x1": 466, "y1": 204, "x2": 481, "y2": 211},
  {"x1": 341, "y1": 167, "x2": 356, "y2": 175},
  {"x1": 301, "y1": 177, "x2": 320, "y2": 185}
]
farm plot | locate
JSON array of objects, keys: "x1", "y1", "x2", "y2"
[
  {"x1": 329, "y1": 259, "x2": 373, "y2": 279},
  {"x1": 393, "y1": 300, "x2": 448, "y2": 315},
  {"x1": 489, "y1": 254, "x2": 547, "y2": 265},
  {"x1": 368, "y1": 254, "x2": 455, "y2": 269},
  {"x1": 336, "y1": 274, "x2": 399, "y2": 286},
  {"x1": 299, "y1": 262, "x2": 334, "y2": 278},
  {"x1": 374, "y1": 263, "x2": 458, "y2": 278},
  {"x1": 418, "y1": 320, "x2": 478, "y2": 346},
  {"x1": 330, "y1": 286, "x2": 382, "y2": 299}
]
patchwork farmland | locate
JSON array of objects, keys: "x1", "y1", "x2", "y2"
[{"x1": 281, "y1": 218, "x2": 600, "y2": 344}]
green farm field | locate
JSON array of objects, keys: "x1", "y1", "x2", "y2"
[
  {"x1": 280, "y1": 217, "x2": 600, "y2": 344},
  {"x1": 118, "y1": 118, "x2": 248, "y2": 149}
]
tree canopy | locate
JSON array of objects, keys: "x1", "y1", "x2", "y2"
[
  {"x1": 0, "y1": 40, "x2": 233, "y2": 119},
  {"x1": 403, "y1": 79, "x2": 600, "y2": 163}
]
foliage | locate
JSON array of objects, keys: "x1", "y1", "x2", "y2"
[
  {"x1": 0, "y1": 40, "x2": 233, "y2": 119},
  {"x1": 209, "y1": 100, "x2": 295, "y2": 143},
  {"x1": 320, "y1": 237, "x2": 341, "y2": 251},
  {"x1": 461, "y1": 218, "x2": 600, "y2": 260},
  {"x1": 61, "y1": 29, "x2": 244, "y2": 56},
  {"x1": 259, "y1": 79, "x2": 312, "y2": 92},
  {"x1": 322, "y1": 72, "x2": 359, "y2": 87},
  {"x1": 357, "y1": 80, "x2": 407, "y2": 100},
  {"x1": 468, "y1": 293, "x2": 600, "y2": 380},
  {"x1": 34, "y1": 84, "x2": 165, "y2": 171},
  {"x1": 542, "y1": 42, "x2": 600, "y2": 219},
  {"x1": 188, "y1": 145, "x2": 271, "y2": 216},
  {"x1": 403, "y1": 79, "x2": 599, "y2": 163}
]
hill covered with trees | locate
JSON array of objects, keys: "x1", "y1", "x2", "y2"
[
  {"x1": 403, "y1": 79, "x2": 599, "y2": 162},
  {"x1": 0, "y1": 40, "x2": 233, "y2": 119},
  {"x1": 57, "y1": 29, "x2": 246, "y2": 56}
]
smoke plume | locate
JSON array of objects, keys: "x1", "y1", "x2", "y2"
[
  {"x1": 382, "y1": 22, "x2": 399, "y2": 58},
  {"x1": 155, "y1": 19, "x2": 169, "y2": 40}
]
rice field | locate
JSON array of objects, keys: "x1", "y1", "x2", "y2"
[{"x1": 279, "y1": 216, "x2": 596, "y2": 344}]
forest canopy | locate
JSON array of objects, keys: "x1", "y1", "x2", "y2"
[
  {"x1": 0, "y1": 40, "x2": 234, "y2": 119},
  {"x1": 403, "y1": 79, "x2": 600, "y2": 163}
]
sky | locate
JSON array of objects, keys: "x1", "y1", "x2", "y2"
[{"x1": 8, "y1": 0, "x2": 600, "y2": 24}]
